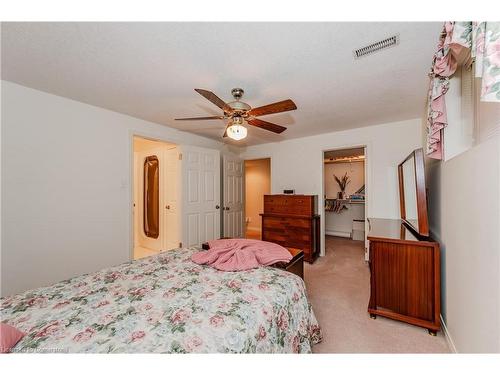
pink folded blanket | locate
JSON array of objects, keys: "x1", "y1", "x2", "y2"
[{"x1": 191, "y1": 239, "x2": 293, "y2": 271}]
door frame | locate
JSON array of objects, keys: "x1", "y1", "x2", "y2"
[
  {"x1": 242, "y1": 156, "x2": 272, "y2": 237},
  {"x1": 320, "y1": 143, "x2": 370, "y2": 260},
  {"x1": 129, "y1": 131, "x2": 178, "y2": 261}
]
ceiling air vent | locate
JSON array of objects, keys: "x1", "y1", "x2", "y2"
[{"x1": 353, "y1": 34, "x2": 400, "y2": 59}]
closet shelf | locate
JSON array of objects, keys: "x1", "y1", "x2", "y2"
[{"x1": 325, "y1": 198, "x2": 365, "y2": 205}]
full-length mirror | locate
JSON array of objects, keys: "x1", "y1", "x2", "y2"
[
  {"x1": 144, "y1": 155, "x2": 159, "y2": 239},
  {"x1": 402, "y1": 154, "x2": 418, "y2": 230},
  {"x1": 398, "y1": 148, "x2": 429, "y2": 237}
]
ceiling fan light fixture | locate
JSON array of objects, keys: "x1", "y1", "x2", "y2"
[
  {"x1": 175, "y1": 88, "x2": 296, "y2": 139},
  {"x1": 226, "y1": 117, "x2": 247, "y2": 141}
]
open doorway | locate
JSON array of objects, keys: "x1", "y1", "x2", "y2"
[
  {"x1": 244, "y1": 158, "x2": 271, "y2": 240},
  {"x1": 323, "y1": 147, "x2": 366, "y2": 256},
  {"x1": 133, "y1": 136, "x2": 180, "y2": 260}
]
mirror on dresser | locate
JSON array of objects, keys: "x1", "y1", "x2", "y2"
[{"x1": 398, "y1": 148, "x2": 429, "y2": 237}]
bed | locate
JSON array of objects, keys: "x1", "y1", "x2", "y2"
[{"x1": 0, "y1": 247, "x2": 322, "y2": 353}]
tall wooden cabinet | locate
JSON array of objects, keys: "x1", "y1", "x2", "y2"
[
  {"x1": 367, "y1": 218, "x2": 441, "y2": 334},
  {"x1": 260, "y1": 195, "x2": 320, "y2": 263}
]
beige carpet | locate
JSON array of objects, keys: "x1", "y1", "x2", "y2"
[{"x1": 305, "y1": 236, "x2": 450, "y2": 353}]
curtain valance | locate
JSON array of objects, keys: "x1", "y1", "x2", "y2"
[{"x1": 426, "y1": 22, "x2": 500, "y2": 159}]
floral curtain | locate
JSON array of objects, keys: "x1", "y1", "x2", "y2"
[{"x1": 426, "y1": 22, "x2": 500, "y2": 160}]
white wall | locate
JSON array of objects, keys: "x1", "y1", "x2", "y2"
[
  {"x1": 442, "y1": 67, "x2": 475, "y2": 161},
  {"x1": 325, "y1": 203, "x2": 365, "y2": 237},
  {"x1": 425, "y1": 71, "x2": 500, "y2": 352},
  {"x1": 1, "y1": 81, "x2": 226, "y2": 297},
  {"x1": 324, "y1": 161, "x2": 365, "y2": 198},
  {"x1": 238, "y1": 118, "x2": 423, "y2": 255},
  {"x1": 426, "y1": 136, "x2": 500, "y2": 352}
]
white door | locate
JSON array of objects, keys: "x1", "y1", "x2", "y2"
[
  {"x1": 136, "y1": 146, "x2": 165, "y2": 252},
  {"x1": 164, "y1": 147, "x2": 180, "y2": 250},
  {"x1": 133, "y1": 152, "x2": 139, "y2": 249},
  {"x1": 364, "y1": 146, "x2": 369, "y2": 261},
  {"x1": 180, "y1": 146, "x2": 221, "y2": 247},
  {"x1": 223, "y1": 154, "x2": 244, "y2": 238}
]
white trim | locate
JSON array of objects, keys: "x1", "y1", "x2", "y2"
[
  {"x1": 441, "y1": 315, "x2": 458, "y2": 353},
  {"x1": 325, "y1": 230, "x2": 351, "y2": 238},
  {"x1": 321, "y1": 143, "x2": 369, "y2": 258}
]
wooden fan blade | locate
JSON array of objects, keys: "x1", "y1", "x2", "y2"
[
  {"x1": 248, "y1": 99, "x2": 297, "y2": 117},
  {"x1": 175, "y1": 116, "x2": 225, "y2": 121},
  {"x1": 194, "y1": 89, "x2": 228, "y2": 110},
  {"x1": 247, "y1": 118, "x2": 287, "y2": 134}
]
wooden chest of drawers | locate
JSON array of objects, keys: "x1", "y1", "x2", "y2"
[
  {"x1": 263, "y1": 194, "x2": 316, "y2": 216},
  {"x1": 261, "y1": 195, "x2": 320, "y2": 263}
]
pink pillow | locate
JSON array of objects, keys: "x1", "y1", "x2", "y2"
[{"x1": 0, "y1": 323, "x2": 25, "y2": 353}]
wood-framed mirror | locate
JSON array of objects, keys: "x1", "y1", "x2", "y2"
[
  {"x1": 143, "y1": 155, "x2": 159, "y2": 239},
  {"x1": 398, "y1": 148, "x2": 430, "y2": 237}
]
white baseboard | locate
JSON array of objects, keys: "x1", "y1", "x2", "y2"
[
  {"x1": 441, "y1": 315, "x2": 457, "y2": 353},
  {"x1": 325, "y1": 230, "x2": 351, "y2": 238}
]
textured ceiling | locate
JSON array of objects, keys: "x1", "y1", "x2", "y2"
[{"x1": 1, "y1": 22, "x2": 442, "y2": 146}]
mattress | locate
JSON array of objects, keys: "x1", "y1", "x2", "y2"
[{"x1": 0, "y1": 248, "x2": 322, "y2": 353}]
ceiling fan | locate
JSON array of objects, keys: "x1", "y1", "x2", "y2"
[{"x1": 175, "y1": 88, "x2": 297, "y2": 141}]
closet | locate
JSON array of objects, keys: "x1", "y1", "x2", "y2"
[{"x1": 323, "y1": 147, "x2": 366, "y2": 242}]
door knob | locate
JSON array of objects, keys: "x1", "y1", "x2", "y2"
[
  {"x1": 224, "y1": 207, "x2": 230, "y2": 211},
  {"x1": 215, "y1": 205, "x2": 220, "y2": 209}
]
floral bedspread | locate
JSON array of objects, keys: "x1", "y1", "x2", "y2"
[{"x1": 0, "y1": 248, "x2": 322, "y2": 353}]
